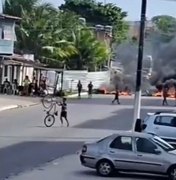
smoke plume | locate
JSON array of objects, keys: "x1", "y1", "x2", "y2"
[{"x1": 112, "y1": 30, "x2": 176, "y2": 92}]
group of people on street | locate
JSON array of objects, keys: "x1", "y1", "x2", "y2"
[
  {"x1": 77, "y1": 80, "x2": 93, "y2": 98},
  {"x1": 3, "y1": 78, "x2": 18, "y2": 95},
  {"x1": 2, "y1": 75, "x2": 48, "y2": 96}
]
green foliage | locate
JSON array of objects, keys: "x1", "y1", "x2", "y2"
[
  {"x1": 152, "y1": 15, "x2": 176, "y2": 34},
  {"x1": 67, "y1": 28, "x2": 110, "y2": 70},
  {"x1": 3, "y1": 0, "x2": 112, "y2": 70},
  {"x1": 60, "y1": 0, "x2": 128, "y2": 43},
  {"x1": 151, "y1": 15, "x2": 176, "y2": 43}
]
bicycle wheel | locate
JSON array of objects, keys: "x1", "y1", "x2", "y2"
[
  {"x1": 42, "y1": 94, "x2": 53, "y2": 109},
  {"x1": 44, "y1": 114, "x2": 55, "y2": 127}
]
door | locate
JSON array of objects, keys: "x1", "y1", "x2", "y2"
[
  {"x1": 134, "y1": 137, "x2": 165, "y2": 173},
  {"x1": 108, "y1": 136, "x2": 137, "y2": 170},
  {"x1": 154, "y1": 116, "x2": 176, "y2": 140}
]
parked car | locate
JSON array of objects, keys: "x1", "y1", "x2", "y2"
[
  {"x1": 80, "y1": 131, "x2": 176, "y2": 179},
  {"x1": 143, "y1": 111, "x2": 176, "y2": 146}
]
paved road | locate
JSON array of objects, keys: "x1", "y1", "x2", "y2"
[{"x1": 0, "y1": 95, "x2": 175, "y2": 180}]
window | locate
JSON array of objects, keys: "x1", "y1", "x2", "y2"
[
  {"x1": 136, "y1": 138, "x2": 157, "y2": 154},
  {"x1": 152, "y1": 136, "x2": 175, "y2": 152},
  {"x1": 110, "y1": 136, "x2": 132, "y2": 151},
  {"x1": 2, "y1": 24, "x2": 14, "y2": 40},
  {"x1": 154, "y1": 116, "x2": 176, "y2": 127}
]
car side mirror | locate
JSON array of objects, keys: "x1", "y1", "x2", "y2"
[
  {"x1": 154, "y1": 149, "x2": 161, "y2": 155},
  {"x1": 142, "y1": 124, "x2": 147, "y2": 130}
]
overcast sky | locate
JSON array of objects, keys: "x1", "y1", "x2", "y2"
[
  {"x1": 45, "y1": 0, "x2": 176, "y2": 21},
  {"x1": 1, "y1": 0, "x2": 176, "y2": 21}
]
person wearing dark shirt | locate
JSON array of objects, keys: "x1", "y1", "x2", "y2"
[
  {"x1": 162, "y1": 87, "x2": 168, "y2": 106},
  {"x1": 77, "y1": 80, "x2": 82, "y2": 98},
  {"x1": 3, "y1": 78, "x2": 10, "y2": 94},
  {"x1": 60, "y1": 98, "x2": 69, "y2": 127},
  {"x1": 88, "y1": 81, "x2": 93, "y2": 98},
  {"x1": 112, "y1": 89, "x2": 120, "y2": 104}
]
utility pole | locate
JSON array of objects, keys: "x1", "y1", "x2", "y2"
[{"x1": 133, "y1": 0, "x2": 147, "y2": 131}]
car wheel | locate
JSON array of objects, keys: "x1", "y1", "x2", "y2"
[
  {"x1": 168, "y1": 166, "x2": 176, "y2": 180},
  {"x1": 96, "y1": 160, "x2": 114, "y2": 177}
]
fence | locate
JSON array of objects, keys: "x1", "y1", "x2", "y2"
[{"x1": 62, "y1": 70, "x2": 110, "y2": 91}]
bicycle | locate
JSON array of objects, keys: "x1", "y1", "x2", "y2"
[
  {"x1": 41, "y1": 86, "x2": 64, "y2": 109},
  {"x1": 44, "y1": 100, "x2": 61, "y2": 127}
]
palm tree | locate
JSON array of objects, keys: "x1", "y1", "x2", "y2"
[
  {"x1": 3, "y1": 0, "x2": 38, "y2": 17},
  {"x1": 3, "y1": 0, "x2": 110, "y2": 69},
  {"x1": 67, "y1": 27, "x2": 110, "y2": 70}
]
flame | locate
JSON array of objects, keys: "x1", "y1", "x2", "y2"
[
  {"x1": 153, "y1": 87, "x2": 176, "y2": 98},
  {"x1": 99, "y1": 88, "x2": 132, "y2": 96}
]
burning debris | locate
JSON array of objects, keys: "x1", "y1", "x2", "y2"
[{"x1": 99, "y1": 28, "x2": 176, "y2": 97}]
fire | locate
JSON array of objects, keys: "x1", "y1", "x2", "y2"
[
  {"x1": 153, "y1": 87, "x2": 176, "y2": 98},
  {"x1": 98, "y1": 88, "x2": 132, "y2": 96}
]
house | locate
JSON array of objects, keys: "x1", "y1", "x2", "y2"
[
  {"x1": 0, "y1": 13, "x2": 21, "y2": 85},
  {"x1": 0, "y1": 14, "x2": 21, "y2": 55},
  {"x1": 1, "y1": 54, "x2": 43, "y2": 85}
]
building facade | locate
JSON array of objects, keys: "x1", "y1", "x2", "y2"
[{"x1": 0, "y1": 14, "x2": 21, "y2": 85}]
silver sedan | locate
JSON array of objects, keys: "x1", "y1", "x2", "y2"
[{"x1": 80, "y1": 131, "x2": 176, "y2": 180}]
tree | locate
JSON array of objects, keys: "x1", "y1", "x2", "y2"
[
  {"x1": 152, "y1": 15, "x2": 176, "y2": 34},
  {"x1": 67, "y1": 27, "x2": 110, "y2": 70},
  {"x1": 4, "y1": 0, "x2": 39, "y2": 17},
  {"x1": 60, "y1": 0, "x2": 129, "y2": 43},
  {"x1": 151, "y1": 15, "x2": 176, "y2": 43},
  {"x1": 3, "y1": 0, "x2": 111, "y2": 70}
]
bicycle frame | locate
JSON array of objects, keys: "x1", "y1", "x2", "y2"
[{"x1": 45, "y1": 101, "x2": 61, "y2": 116}]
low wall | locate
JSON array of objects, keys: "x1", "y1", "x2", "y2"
[{"x1": 62, "y1": 70, "x2": 110, "y2": 91}]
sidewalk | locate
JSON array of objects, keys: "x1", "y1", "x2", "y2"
[
  {"x1": 0, "y1": 91, "x2": 89, "y2": 112},
  {"x1": 0, "y1": 95, "x2": 41, "y2": 112}
]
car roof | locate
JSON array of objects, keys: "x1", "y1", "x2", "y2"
[{"x1": 111, "y1": 131, "x2": 153, "y2": 138}]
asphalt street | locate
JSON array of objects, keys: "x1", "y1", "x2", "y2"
[{"x1": 0, "y1": 95, "x2": 175, "y2": 180}]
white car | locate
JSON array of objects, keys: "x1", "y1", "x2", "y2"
[{"x1": 143, "y1": 111, "x2": 176, "y2": 146}]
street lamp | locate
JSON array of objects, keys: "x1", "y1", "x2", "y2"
[{"x1": 133, "y1": 0, "x2": 147, "y2": 131}]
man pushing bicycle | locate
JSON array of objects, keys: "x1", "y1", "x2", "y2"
[{"x1": 59, "y1": 97, "x2": 69, "y2": 127}]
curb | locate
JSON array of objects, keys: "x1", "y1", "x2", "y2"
[
  {"x1": 67, "y1": 92, "x2": 87, "y2": 98},
  {"x1": 0, "y1": 105, "x2": 19, "y2": 112},
  {"x1": 0, "y1": 102, "x2": 40, "y2": 112}
]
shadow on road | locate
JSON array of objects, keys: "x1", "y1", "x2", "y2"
[
  {"x1": 0, "y1": 141, "x2": 82, "y2": 180},
  {"x1": 74, "y1": 170, "x2": 167, "y2": 180},
  {"x1": 74, "y1": 108, "x2": 132, "y2": 130},
  {"x1": 74, "y1": 108, "x2": 167, "y2": 131}
]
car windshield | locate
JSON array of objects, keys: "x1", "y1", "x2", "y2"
[{"x1": 151, "y1": 136, "x2": 175, "y2": 152}]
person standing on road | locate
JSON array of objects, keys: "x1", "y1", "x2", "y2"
[
  {"x1": 112, "y1": 88, "x2": 120, "y2": 104},
  {"x1": 60, "y1": 98, "x2": 69, "y2": 127},
  {"x1": 23, "y1": 76, "x2": 30, "y2": 96},
  {"x1": 88, "y1": 81, "x2": 93, "y2": 98},
  {"x1": 174, "y1": 86, "x2": 176, "y2": 106},
  {"x1": 77, "y1": 80, "x2": 82, "y2": 98},
  {"x1": 162, "y1": 87, "x2": 168, "y2": 106}
]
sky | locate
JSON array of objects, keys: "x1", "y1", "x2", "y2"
[
  {"x1": 1, "y1": 0, "x2": 176, "y2": 21},
  {"x1": 44, "y1": 0, "x2": 176, "y2": 21}
]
